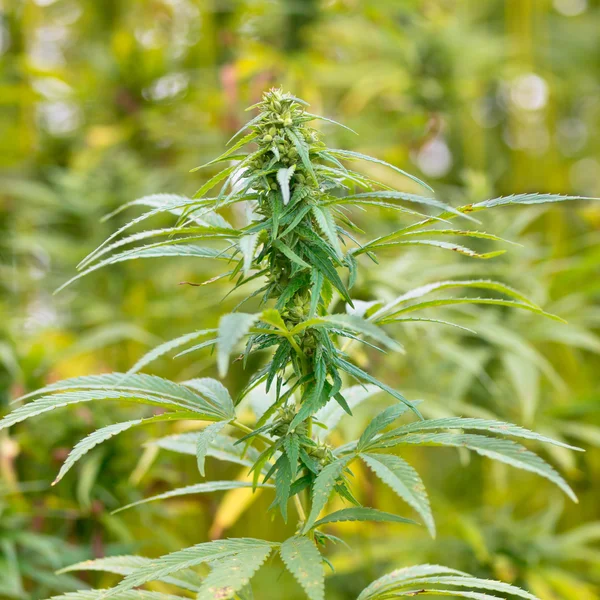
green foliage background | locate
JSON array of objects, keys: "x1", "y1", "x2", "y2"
[{"x1": 1, "y1": 1, "x2": 599, "y2": 598}]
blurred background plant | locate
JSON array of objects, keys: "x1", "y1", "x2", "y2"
[{"x1": 0, "y1": 0, "x2": 599, "y2": 598}]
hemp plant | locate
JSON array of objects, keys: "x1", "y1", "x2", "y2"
[{"x1": 2, "y1": 89, "x2": 590, "y2": 600}]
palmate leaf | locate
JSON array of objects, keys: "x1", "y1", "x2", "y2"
[
  {"x1": 239, "y1": 233, "x2": 260, "y2": 276},
  {"x1": 360, "y1": 453, "x2": 435, "y2": 537},
  {"x1": 387, "y1": 432, "x2": 577, "y2": 501},
  {"x1": 102, "y1": 539, "x2": 275, "y2": 597},
  {"x1": 197, "y1": 544, "x2": 273, "y2": 600},
  {"x1": 57, "y1": 556, "x2": 203, "y2": 592},
  {"x1": 357, "y1": 564, "x2": 538, "y2": 600},
  {"x1": 277, "y1": 165, "x2": 296, "y2": 205},
  {"x1": 217, "y1": 313, "x2": 261, "y2": 377},
  {"x1": 312, "y1": 507, "x2": 417, "y2": 529},
  {"x1": 280, "y1": 536, "x2": 324, "y2": 600}
]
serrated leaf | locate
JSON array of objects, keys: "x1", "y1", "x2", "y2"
[
  {"x1": 357, "y1": 404, "x2": 414, "y2": 451},
  {"x1": 334, "y1": 357, "x2": 422, "y2": 420},
  {"x1": 191, "y1": 132, "x2": 258, "y2": 171},
  {"x1": 57, "y1": 556, "x2": 202, "y2": 592},
  {"x1": 197, "y1": 421, "x2": 229, "y2": 476},
  {"x1": 375, "y1": 417, "x2": 581, "y2": 452},
  {"x1": 360, "y1": 453, "x2": 435, "y2": 537},
  {"x1": 53, "y1": 413, "x2": 197, "y2": 485},
  {"x1": 312, "y1": 507, "x2": 417, "y2": 529},
  {"x1": 197, "y1": 545, "x2": 272, "y2": 600},
  {"x1": 0, "y1": 390, "x2": 216, "y2": 433},
  {"x1": 56, "y1": 245, "x2": 232, "y2": 293},
  {"x1": 125, "y1": 330, "x2": 215, "y2": 376},
  {"x1": 49, "y1": 591, "x2": 186, "y2": 600},
  {"x1": 218, "y1": 313, "x2": 260, "y2": 377},
  {"x1": 277, "y1": 165, "x2": 296, "y2": 205},
  {"x1": 293, "y1": 314, "x2": 402, "y2": 352},
  {"x1": 287, "y1": 129, "x2": 318, "y2": 185},
  {"x1": 393, "y1": 432, "x2": 577, "y2": 501},
  {"x1": 357, "y1": 564, "x2": 539, "y2": 600},
  {"x1": 239, "y1": 234, "x2": 260, "y2": 276},
  {"x1": 328, "y1": 149, "x2": 433, "y2": 193},
  {"x1": 370, "y1": 279, "x2": 538, "y2": 321},
  {"x1": 102, "y1": 539, "x2": 273, "y2": 597},
  {"x1": 311, "y1": 205, "x2": 342, "y2": 259},
  {"x1": 314, "y1": 385, "x2": 380, "y2": 440},
  {"x1": 280, "y1": 536, "x2": 324, "y2": 600},
  {"x1": 183, "y1": 378, "x2": 235, "y2": 419},
  {"x1": 377, "y1": 298, "x2": 565, "y2": 324},
  {"x1": 303, "y1": 457, "x2": 352, "y2": 532}
]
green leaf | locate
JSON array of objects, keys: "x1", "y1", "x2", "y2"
[
  {"x1": 392, "y1": 432, "x2": 577, "y2": 502},
  {"x1": 357, "y1": 564, "x2": 539, "y2": 600},
  {"x1": 48, "y1": 591, "x2": 187, "y2": 600},
  {"x1": 472, "y1": 192, "x2": 597, "y2": 210},
  {"x1": 303, "y1": 112, "x2": 358, "y2": 135},
  {"x1": 360, "y1": 453, "x2": 434, "y2": 537},
  {"x1": 377, "y1": 298, "x2": 565, "y2": 324},
  {"x1": 56, "y1": 245, "x2": 232, "y2": 293},
  {"x1": 279, "y1": 536, "x2": 324, "y2": 600},
  {"x1": 183, "y1": 378, "x2": 235, "y2": 419},
  {"x1": 357, "y1": 404, "x2": 414, "y2": 451},
  {"x1": 102, "y1": 539, "x2": 274, "y2": 597},
  {"x1": 272, "y1": 240, "x2": 310, "y2": 269},
  {"x1": 0, "y1": 390, "x2": 212, "y2": 433},
  {"x1": 126, "y1": 330, "x2": 215, "y2": 376},
  {"x1": 287, "y1": 128, "x2": 318, "y2": 185},
  {"x1": 261, "y1": 308, "x2": 288, "y2": 331},
  {"x1": 328, "y1": 149, "x2": 434, "y2": 192},
  {"x1": 311, "y1": 205, "x2": 342, "y2": 259},
  {"x1": 375, "y1": 417, "x2": 582, "y2": 452},
  {"x1": 191, "y1": 132, "x2": 258, "y2": 171},
  {"x1": 277, "y1": 165, "x2": 296, "y2": 206},
  {"x1": 367, "y1": 239, "x2": 506, "y2": 259},
  {"x1": 53, "y1": 413, "x2": 198, "y2": 485},
  {"x1": 111, "y1": 481, "x2": 271, "y2": 513},
  {"x1": 314, "y1": 385, "x2": 380, "y2": 439},
  {"x1": 239, "y1": 234, "x2": 260, "y2": 276},
  {"x1": 57, "y1": 556, "x2": 202, "y2": 592},
  {"x1": 302, "y1": 457, "x2": 352, "y2": 532},
  {"x1": 293, "y1": 314, "x2": 402, "y2": 352},
  {"x1": 197, "y1": 421, "x2": 230, "y2": 476},
  {"x1": 197, "y1": 544, "x2": 273, "y2": 600},
  {"x1": 370, "y1": 278, "x2": 539, "y2": 316},
  {"x1": 218, "y1": 313, "x2": 260, "y2": 377},
  {"x1": 302, "y1": 245, "x2": 352, "y2": 306},
  {"x1": 312, "y1": 507, "x2": 417, "y2": 529},
  {"x1": 334, "y1": 357, "x2": 422, "y2": 420}
]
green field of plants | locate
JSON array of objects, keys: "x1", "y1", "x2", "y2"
[{"x1": 1, "y1": 2, "x2": 599, "y2": 599}]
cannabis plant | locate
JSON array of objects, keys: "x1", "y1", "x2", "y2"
[{"x1": 2, "y1": 89, "x2": 592, "y2": 599}]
